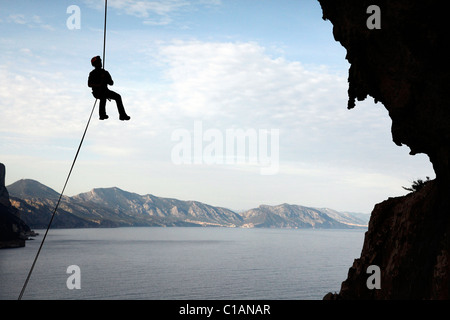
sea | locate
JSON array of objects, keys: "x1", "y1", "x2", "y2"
[{"x1": 0, "y1": 227, "x2": 365, "y2": 300}]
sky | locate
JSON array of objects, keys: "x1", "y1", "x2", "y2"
[{"x1": 0, "y1": 0, "x2": 435, "y2": 213}]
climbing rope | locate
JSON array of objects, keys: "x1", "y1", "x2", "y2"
[
  {"x1": 102, "y1": 0, "x2": 108, "y2": 69},
  {"x1": 18, "y1": 0, "x2": 108, "y2": 300},
  {"x1": 18, "y1": 100, "x2": 97, "y2": 300}
]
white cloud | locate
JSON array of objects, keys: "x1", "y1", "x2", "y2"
[
  {"x1": 142, "y1": 15, "x2": 173, "y2": 26},
  {"x1": 6, "y1": 13, "x2": 53, "y2": 30},
  {"x1": 157, "y1": 40, "x2": 348, "y2": 126},
  {"x1": 83, "y1": 0, "x2": 220, "y2": 25},
  {"x1": 0, "y1": 67, "x2": 88, "y2": 138},
  {"x1": 8, "y1": 14, "x2": 26, "y2": 24},
  {"x1": 112, "y1": 0, "x2": 188, "y2": 17}
]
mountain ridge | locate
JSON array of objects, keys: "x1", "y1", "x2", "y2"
[
  {"x1": 7, "y1": 179, "x2": 60, "y2": 200},
  {"x1": 7, "y1": 179, "x2": 369, "y2": 229}
]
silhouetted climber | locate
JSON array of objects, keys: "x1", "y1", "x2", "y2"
[{"x1": 88, "y1": 56, "x2": 130, "y2": 121}]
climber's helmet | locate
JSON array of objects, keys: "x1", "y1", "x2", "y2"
[{"x1": 91, "y1": 56, "x2": 101, "y2": 67}]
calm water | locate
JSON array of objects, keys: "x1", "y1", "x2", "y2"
[{"x1": 0, "y1": 227, "x2": 365, "y2": 300}]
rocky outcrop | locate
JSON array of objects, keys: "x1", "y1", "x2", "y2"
[
  {"x1": 318, "y1": 0, "x2": 450, "y2": 299},
  {"x1": 318, "y1": 0, "x2": 450, "y2": 184},
  {"x1": 0, "y1": 163, "x2": 35, "y2": 249},
  {"x1": 326, "y1": 180, "x2": 450, "y2": 299}
]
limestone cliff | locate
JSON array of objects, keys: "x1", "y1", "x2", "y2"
[
  {"x1": 0, "y1": 163, "x2": 34, "y2": 249},
  {"x1": 318, "y1": 0, "x2": 450, "y2": 299}
]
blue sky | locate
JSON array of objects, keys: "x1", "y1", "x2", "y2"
[{"x1": 0, "y1": 0, "x2": 434, "y2": 213}]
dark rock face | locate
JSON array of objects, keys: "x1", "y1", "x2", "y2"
[
  {"x1": 318, "y1": 0, "x2": 450, "y2": 183},
  {"x1": 0, "y1": 163, "x2": 34, "y2": 249},
  {"x1": 330, "y1": 181, "x2": 450, "y2": 299},
  {"x1": 318, "y1": 0, "x2": 450, "y2": 299}
]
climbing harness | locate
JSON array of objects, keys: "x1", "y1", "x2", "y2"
[{"x1": 18, "y1": 0, "x2": 109, "y2": 300}]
